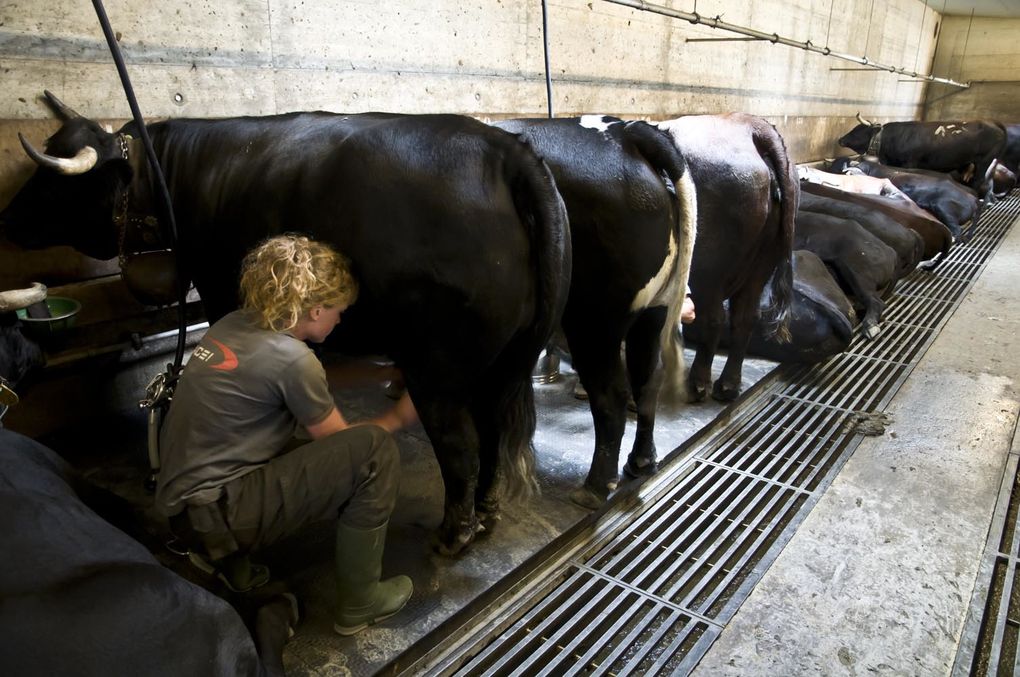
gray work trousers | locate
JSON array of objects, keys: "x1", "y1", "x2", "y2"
[{"x1": 183, "y1": 424, "x2": 399, "y2": 559}]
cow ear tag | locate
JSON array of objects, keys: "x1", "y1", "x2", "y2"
[{"x1": 0, "y1": 382, "x2": 18, "y2": 407}]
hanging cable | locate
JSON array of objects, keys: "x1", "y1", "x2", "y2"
[
  {"x1": 90, "y1": 0, "x2": 188, "y2": 370},
  {"x1": 541, "y1": 0, "x2": 554, "y2": 118}
]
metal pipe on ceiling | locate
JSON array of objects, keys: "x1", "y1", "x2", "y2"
[{"x1": 602, "y1": 0, "x2": 970, "y2": 89}]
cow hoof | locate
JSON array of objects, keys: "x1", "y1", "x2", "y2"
[
  {"x1": 569, "y1": 486, "x2": 606, "y2": 510},
  {"x1": 864, "y1": 324, "x2": 881, "y2": 340},
  {"x1": 434, "y1": 515, "x2": 482, "y2": 556},
  {"x1": 686, "y1": 383, "x2": 708, "y2": 403},
  {"x1": 476, "y1": 508, "x2": 502, "y2": 533},
  {"x1": 623, "y1": 456, "x2": 657, "y2": 478},
  {"x1": 711, "y1": 382, "x2": 740, "y2": 402}
]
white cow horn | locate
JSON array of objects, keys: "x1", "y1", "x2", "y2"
[
  {"x1": 856, "y1": 112, "x2": 874, "y2": 127},
  {"x1": 19, "y1": 133, "x2": 98, "y2": 175},
  {"x1": 0, "y1": 282, "x2": 47, "y2": 312}
]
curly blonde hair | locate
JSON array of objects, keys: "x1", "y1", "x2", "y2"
[{"x1": 239, "y1": 234, "x2": 358, "y2": 332}]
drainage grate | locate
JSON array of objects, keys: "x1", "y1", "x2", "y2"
[
  {"x1": 954, "y1": 411, "x2": 1020, "y2": 676},
  {"x1": 394, "y1": 191, "x2": 1020, "y2": 677}
]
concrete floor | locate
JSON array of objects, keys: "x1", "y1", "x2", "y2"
[{"x1": 694, "y1": 213, "x2": 1020, "y2": 675}]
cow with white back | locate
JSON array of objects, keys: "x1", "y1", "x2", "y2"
[
  {"x1": 494, "y1": 116, "x2": 695, "y2": 508},
  {"x1": 656, "y1": 113, "x2": 795, "y2": 402},
  {"x1": 837, "y1": 114, "x2": 1006, "y2": 203},
  {"x1": 0, "y1": 91, "x2": 572, "y2": 555}
]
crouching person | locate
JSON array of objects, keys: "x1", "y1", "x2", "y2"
[{"x1": 155, "y1": 234, "x2": 415, "y2": 636}]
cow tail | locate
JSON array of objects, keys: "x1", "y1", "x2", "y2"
[
  {"x1": 495, "y1": 136, "x2": 572, "y2": 501},
  {"x1": 622, "y1": 122, "x2": 697, "y2": 409},
  {"x1": 753, "y1": 119, "x2": 796, "y2": 343}
]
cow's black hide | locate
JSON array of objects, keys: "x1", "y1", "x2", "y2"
[
  {"x1": 829, "y1": 157, "x2": 979, "y2": 239},
  {"x1": 0, "y1": 428, "x2": 290, "y2": 677},
  {"x1": 495, "y1": 116, "x2": 694, "y2": 506},
  {"x1": 837, "y1": 119, "x2": 1006, "y2": 200},
  {"x1": 794, "y1": 209, "x2": 898, "y2": 339},
  {"x1": 0, "y1": 98, "x2": 572, "y2": 554},
  {"x1": 798, "y1": 188, "x2": 923, "y2": 279},
  {"x1": 657, "y1": 113, "x2": 796, "y2": 402},
  {"x1": 685, "y1": 250, "x2": 856, "y2": 364},
  {"x1": 799, "y1": 181, "x2": 953, "y2": 268}
]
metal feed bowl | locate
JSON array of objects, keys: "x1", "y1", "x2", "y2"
[{"x1": 15, "y1": 296, "x2": 81, "y2": 340}]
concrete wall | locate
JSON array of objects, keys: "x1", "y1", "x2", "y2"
[{"x1": 924, "y1": 15, "x2": 1020, "y2": 122}]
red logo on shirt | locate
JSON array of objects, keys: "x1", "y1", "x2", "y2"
[{"x1": 208, "y1": 338, "x2": 239, "y2": 371}]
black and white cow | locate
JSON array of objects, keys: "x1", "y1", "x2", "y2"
[
  {"x1": 838, "y1": 115, "x2": 1006, "y2": 201},
  {"x1": 0, "y1": 92, "x2": 572, "y2": 554},
  {"x1": 495, "y1": 116, "x2": 695, "y2": 508}
]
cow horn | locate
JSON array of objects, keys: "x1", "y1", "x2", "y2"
[
  {"x1": 0, "y1": 282, "x2": 47, "y2": 313},
  {"x1": 855, "y1": 112, "x2": 873, "y2": 127},
  {"x1": 19, "y1": 133, "x2": 98, "y2": 175},
  {"x1": 42, "y1": 90, "x2": 81, "y2": 120}
]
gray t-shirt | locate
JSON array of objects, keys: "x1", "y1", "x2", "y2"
[{"x1": 155, "y1": 309, "x2": 335, "y2": 516}]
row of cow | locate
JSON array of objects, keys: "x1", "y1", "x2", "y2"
[
  {"x1": 0, "y1": 94, "x2": 1014, "y2": 674},
  {"x1": 2, "y1": 97, "x2": 1017, "y2": 548}
]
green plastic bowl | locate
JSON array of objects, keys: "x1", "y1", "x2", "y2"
[{"x1": 15, "y1": 296, "x2": 81, "y2": 339}]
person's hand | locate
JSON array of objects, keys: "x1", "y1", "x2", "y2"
[
  {"x1": 681, "y1": 293, "x2": 696, "y2": 324},
  {"x1": 366, "y1": 392, "x2": 418, "y2": 433}
]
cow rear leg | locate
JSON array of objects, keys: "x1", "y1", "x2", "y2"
[
  {"x1": 416, "y1": 399, "x2": 482, "y2": 556},
  {"x1": 714, "y1": 279, "x2": 767, "y2": 402},
  {"x1": 623, "y1": 309, "x2": 666, "y2": 478},
  {"x1": 471, "y1": 397, "x2": 503, "y2": 532},
  {"x1": 688, "y1": 300, "x2": 725, "y2": 403},
  {"x1": 569, "y1": 340, "x2": 629, "y2": 509}
]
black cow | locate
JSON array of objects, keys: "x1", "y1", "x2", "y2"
[
  {"x1": 838, "y1": 115, "x2": 1006, "y2": 201},
  {"x1": 993, "y1": 164, "x2": 1017, "y2": 197},
  {"x1": 1001, "y1": 123, "x2": 1020, "y2": 175},
  {"x1": 495, "y1": 116, "x2": 695, "y2": 508},
  {"x1": 798, "y1": 188, "x2": 924, "y2": 279},
  {"x1": 0, "y1": 283, "x2": 46, "y2": 394},
  {"x1": 0, "y1": 427, "x2": 297, "y2": 676},
  {"x1": 0, "y1": 92, "x2": 572, "y2": 555},
  {"x1": 684, "y1": 250, "x2": 856, "y2": 364},
  {"x1": 829, "y1": 156, "x2": 980, "y2": 239},
  {"x1": 657, "y1": 113, "x2": 795, "y2": 402},
  {"x1": 799, "y1": 181, "x2": 952, "y2": 269},
  {"x1": 794, "y1": 210, "x2": 898, "y2": 339}
]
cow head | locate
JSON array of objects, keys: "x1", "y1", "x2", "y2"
[
  {"x1": 0, "y1": 283, "x2": 47, "y2": 416},
  {"x1": 0, "y1": 92, "x2": 132, "y2": 261},
  {"x1": 837, "y1": 113, "x2": 880, "y2": 154}
]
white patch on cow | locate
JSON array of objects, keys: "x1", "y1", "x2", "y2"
[
  {"x1": 630, "y1": 230, "x2": 677, "y2": 312},
  {"x1": 579, "y1": 115, "x2": 615, "y2": 133},
  {"x1": 935, "y1": 125, "x2": 946, "y2": 137}
]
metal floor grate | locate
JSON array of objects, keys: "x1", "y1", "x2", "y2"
[
  {"x1": 954, "y1": 402, "x2": 1020, "y2": 675},
  {"x1": 395, "y1": 191, "x2": 1020, "y2": 677}
]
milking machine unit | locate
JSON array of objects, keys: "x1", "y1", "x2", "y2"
[{"x1": 90, "y1": 0, "x2": 189, "y2": 491}]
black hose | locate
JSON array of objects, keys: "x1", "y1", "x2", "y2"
[
  {"x1": 541, "y1": 0, "x2": 554, "y2": 118},
  {"x1": 90, "y1": 0, "x2": 188, "y2": 372}
]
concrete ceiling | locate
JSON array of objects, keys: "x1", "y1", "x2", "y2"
[{"x1": 938, "y1": 0, "x2": 1020, "y2": 18}]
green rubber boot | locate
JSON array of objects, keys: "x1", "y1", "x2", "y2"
[{"x1": 333, "y1": 521, "x2": 413, "y2": 636}]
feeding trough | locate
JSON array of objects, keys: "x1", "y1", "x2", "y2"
[{"x1": 15, "y1": 296, "x2": 81, "y2": 341}]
